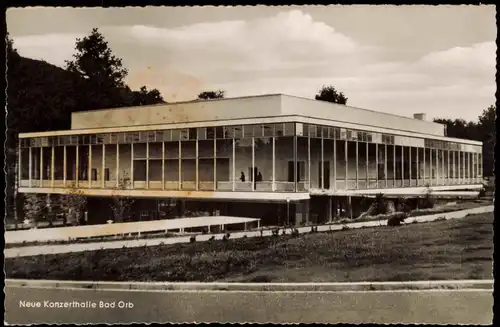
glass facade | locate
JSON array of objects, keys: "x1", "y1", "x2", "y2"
[{"x1": 18, "y1": 122, "x2": 483, "y2": 191}]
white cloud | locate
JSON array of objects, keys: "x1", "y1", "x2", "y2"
[{"x1": 9, "y1": 9, "x2": 495, "y2": 121}]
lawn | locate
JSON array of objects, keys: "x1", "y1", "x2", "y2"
[{"x1": 5, "y1": 212, "x2": 493, "y2": 283}]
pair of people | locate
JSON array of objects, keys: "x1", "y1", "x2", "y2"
[{"x1": 239, "y1": 171, "x2": 263, "y2": 182}]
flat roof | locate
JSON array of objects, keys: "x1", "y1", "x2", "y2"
[{"x1": 68, "y1": 94, "x2": 447, "y2": 137}]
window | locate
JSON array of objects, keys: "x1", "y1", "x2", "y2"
[
  {"x1": 233, "y1": 126, "x2": 243, "y2": 138},
  {"x1": 275, "y1": 123, "x2": 284, "y2": 136},
  {"x1": 243, "y1": 125, "x2": 254, "y2": 138},
  {"x1": 366, "y1": 133, "x2": 373, "y2": 143},
  {"x1": 91, "y1": 169, "x2": 98, "y2": 181},
  {"x1": 90, "y1": 135, "x2": 97, "y2": 144},
  {"x1": 180, "y1": 129, "x2": 189, "y2": 140},
  {"x1": 131, "y1": 132, "x2": 140, "y2": 143},
  {"x1": 171, "y1": 129, "x2": 181, "y2": 141},
  {"x1": 346, "y1": 130, "x2": 352, "y2": 140},
  {"x1": 197, "y1": 128, "x2": 206, "y2": 140},
  {"x1": 215, "y1": 127, "x2": 224, "y2": 139},
  {"x1": 188, "y1": 128, "x2": 197, "y2": 140},
  {"x1": 139, "y1": 132, "x2": 148, "y2": 143},
  {"x1": 162, "y1": 130, "x2": 172, "y2": 142},
  {"x1": 263, "y1": 124, "x2": 274, "y2": 137},
  {"x1": 96, "y1": 134, "x2": 105, "y2": 144},
  {"x1": 308, "y1": 125, "x2": 317, "y2": 138},
  {"x1": 104, "y1": 168, "x2": 110, "y2": 181},
  {"x1": 147, "y1": 131, "x2": 156, "y2": 142},
  {"x1": 206, "y1": 127, "x2": 215, "y2": 139},
  {"x1": 110, "y1": 134, "x2": 118, "y2": 144}
]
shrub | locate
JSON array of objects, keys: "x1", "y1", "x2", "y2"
[
  {"x1": 373, "y1": 193, "x2": 390, "y2": 215},
  {"x1": 190, "y1": 235, "x2": 196, "y2": 243},
  {"x1": 418, "y1": 188, "x2": 436, "y2": 209},
  {"x1": 478, "y1": 187, "x2": 486, "y2": 198},
  {"x1": 387, "y1": 212, "x2": 408, "y2": 226}
]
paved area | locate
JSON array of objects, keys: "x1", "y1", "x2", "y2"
[
  {"x1": 4, "y1": 205, "x2": 493, "y2": 258},
  {"x1": 5, "y1": 286, "x2": 493, "y2": 324},
  {"x1": 5, "y1": 216, "x2": 260, "y2": 244}
]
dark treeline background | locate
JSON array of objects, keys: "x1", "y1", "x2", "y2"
[{"x1": 4, "y1": 29, "x2": 496, "y2": 222}]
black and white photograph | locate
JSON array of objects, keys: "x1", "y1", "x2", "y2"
[{"x1": 4, "y1": 4, "x2": 495, "y2": 324}]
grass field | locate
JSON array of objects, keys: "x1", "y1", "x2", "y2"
[{"x1": 5, "y1": 212, "x2": 493, "y2": 283}]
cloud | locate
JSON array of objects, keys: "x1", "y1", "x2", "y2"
[{"x1": 9, "y1": 9, "x2": 495, "y2": 121}]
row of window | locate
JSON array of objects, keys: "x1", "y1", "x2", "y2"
[
  {"x1": 20, "y1": 122, "x2": 478, "y2": 152},
  {"x1": 21, "y1": 123, "x2": 296, "y2": 147}
]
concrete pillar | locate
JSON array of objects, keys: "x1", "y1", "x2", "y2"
[
  {"x1": 178, "y1": 140, "x2": 181, "y2": 190},
  {"x1": 308, "y1": 136, "x2": 311, "y2": 189},
  {"x1": 321, "y1": 137, "x2": 325, "y2": 189},
  {"x1": 63, "y1": 145, "x2": 67, "y2": 186},
  {"x1": 401, "y1": 146, "x2": 404, "y2": 187},
  {"x1": 348, "y1": 196, "x2": 353, "y2": 219},
  {"x1": 51, "y1": 146, "x2": 55, "y2": 187},
  {"x1": 131, "y1": 143, "x2": 134, "y2": 186},
  {"x1": 28, "y1": 147, "x2": 32, "y2": 187},
  {"x1": 272, "y1": 136, "x2": 276, "y2": 191},
  {"x1": 251, "y1": 137, "x2": 255, "y2": 191},
  {"x1": 333, "y1": 139, "x2": 337, "y2": 190},
  {"x1": 40, "y1": 147, "x2": 43, "y2": 185},
  {"x1": 365, "y1": 142, "x2": 369, "y2": 187},
  {"x1": 416, "y1": 147, "x2": 419, "y2": 185},
  {"x1": 429, "y1": 148, "x2": 432, "y2": 185},
  {"x1": 384, "y1": 143, "x2": 388, "y2": 187},
  {"x1": 162, "y1": 142, "x2": 165, "y2": 190},
  {"x1": 355, "y1": 141, "x2": 358, "y2": 189},
  {"x1": 116, "y1": 143, "x2": 119, "y2": 188},
  {"x1": 232, "y1": 138, "x2": 235, "y2": 191},
  {"x1": 102, "y1": 144, "x2": 106, "y2": 188},
  {"x1": 303, "y1": 200, "x2": 310, "y2": 225},
  {"x1": 393, "y1": 145, "x2": 396, "y2": 186},
  {"x1": 375, "y1": 143, "x2": 378, "y2": 185},
  {"x1": 408, "y1": 146, "x2": 412, "y2": 184},
  {"x1": 146, "y1": 141, "x2": 150, "y2": 189},
  {"x1": 213, "y1": 139, "x2": 217, "y2": 191},
  {"x1": 88, "y1": 144, "x2": 92, "y2": 187},
  {"x1": 344, "y1": 140, "x2": 348, "y2": 188}
]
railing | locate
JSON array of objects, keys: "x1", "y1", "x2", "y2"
[
  {"x1": 149, "y1": 181, "x2": 163, "y2": 190},
  {"x1": 181, "y1": 181, "x2": 196, "y2": 190},
  {"x1": 199, "y1": 181, "x2": 215, "y2": 191},
  {"x1": 235, "y1": 181, "x2": 253, "y2": 191},
  {"x1": 274, "y1": 182, "x2": 295, "y2": 192},
  {"x1": 165, "y1": 181, "x2": 179, "y2": 190},
  {"x1": 216, "y1": 181, "x2": 232, "y2": 191},
  {"x1": 256, "y1": 181, "x2": 273, "y2": 191}
]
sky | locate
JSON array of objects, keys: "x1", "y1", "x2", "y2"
[{"x1": 7, "y1": 5, "x2": 496, "y2": 122}]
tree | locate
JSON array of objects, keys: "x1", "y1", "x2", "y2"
[
  {"x1": 478, "y1": 105, "x2": 495, "y2": 177},
  {"x1": 315, "y1": 85, "x2": 348, "y2": 105},
  {"x1": 59, "y1": 183, "x2": 88, "y2": 225},
  {"x1": 65, "y1": 28, "x2": 128, "y2": 89},
  {"x1": 198, "y1": 90, "x2": 225, "y2": 100},
  {"x1": 132, "y1": 86, "x2": 165, "y2": 106},
  {"x1": 110, "y1": 171, "x2": 135, "y2": 222},
  {"x1": 23, "y1": 194, "x2": 46, "y2": 228}
]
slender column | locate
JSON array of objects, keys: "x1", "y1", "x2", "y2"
[
  {"x1": 75, "y1": 145, "x2": 80, "y2": 186},
  {"x1": 88, "y1": 144, "x2": 92, "y2": 187},
  {"x1": 162, "y1": 142, "x2": 165, "y2": 190},
  {"x1": 365, "y1": 142, "x2": 369, "y2": 187},
  {"x1": 333, "y1": 139, "x2": 336, "y2": 189},
  {"x1": 441, "y1": 149, "x2": 444, "y2": 184},
  {"x1": 251, "y1": 137, "x2": 255, "y2": 191},
  {"x1": 447, "y1": 150, "x2": 450, "y2": 184},
  {"x1": 304, "y1": 136, "x2": 310, "y2": 189},
  {"x1": 213, "y1": 139, "x2": 216, "y2": 191},
  {"x1": 178, "y1": 141, "x2": 181, "y2": 190},
  {"x1": 408, "y1": 146, "x2": 412, "y2": 185},
  {"x1": 40, "y1": 147, "x2": 43, "y2": 185},
  {"x1": 293, "y1": 135, "x2": 298, "y2": 192},
  {"x1": 18, "y1": 140, "x2": 22, "y2": 187},
  {"x1": 384, "y1": 143, "x2": 388, "y2": 187},
  {"x1": 400, "y1": 146, "x2": 404, "y2": 187},
  {"x1": 392, "y1": 145, "x2": 396, "y2": 186},
  {"x1": 429, "y1": 148, "x2": 433, "y2": 185},
  {"x1": 116, "y1": 144, "x2": 119, "y2": 188},
  {"x1": 321, "y1": 138, "x2": 325, "y2": 189},
  {"x1": 102, "y1": 144, "x2": 106, "y2": 188},
  {"x1": 51, "y1": 146, "x2": 55, "y2": 187},
  {"x1": 146, "y1": 142, "x2": 150, "y2": 189},
  {"x1": 63, "y1": 146, "x2": 67, "y2": 187},
  {"x1": 131, "y1": 143, "x2": 134, "y2": 187},
  {"x1": 28, "y1": 147, "x2": 32, "y2": 187},
  {"x1": 375, "y1": 143, "x2": 379, "y2": 186},
  {"x1": 232, "y1": 138, "x2": 235, "y2": 191},
  {"x1": 344, "y1": 140, "x2": 348, "y2": 188},
  {"x1": 355, "y1": 141, "x2": 358, "y2": 189},
  {"x1": 422, "y1": 147, "x2": 427, "y2": 186},
  {"x1": 435, "y1": 149, "x2": 439, "y2": 185},
  {"x1": 416, "y1": 147, "x2": 419, "y2": 185},
  {"x1": 272, "y1": 136, "x2": 276, "y2": 191},
  {"x1": 451, "y1": 150, "x2": 457, "y2": 184},
  {"x1": 468, "y1": 152, "x2": 471, "y2": 184},
  {"x1": 195, "y1": 140, "x2": 199, "y2": 190}
]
